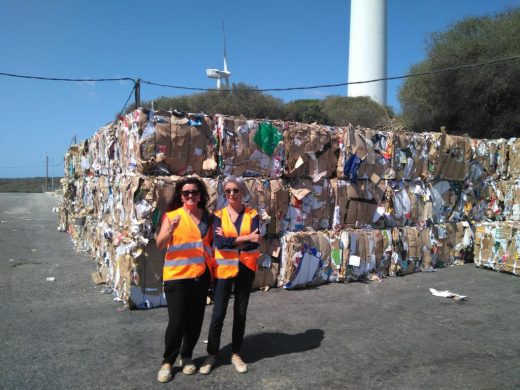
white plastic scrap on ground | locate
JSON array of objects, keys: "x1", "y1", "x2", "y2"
[{"x1": 430, "y1": 288, "x2": 466, "y2": 301}]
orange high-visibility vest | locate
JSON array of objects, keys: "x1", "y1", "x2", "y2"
[
  {"x1": 214, "y1": 207, "x2": 260, "y2": 279},
  {"x1": 163, "y1": 208, "x2": 213, "y2": 282}
]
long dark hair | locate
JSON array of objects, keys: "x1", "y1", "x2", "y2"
[{"x1": 168, "y1": 176, "x2": 209, "y2": 211}]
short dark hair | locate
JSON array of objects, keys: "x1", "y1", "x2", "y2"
[{"x1": 168, "y1": 176, "x2": 209, "y2": 211}]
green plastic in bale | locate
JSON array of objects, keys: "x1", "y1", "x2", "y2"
[{"x1": 253, "y1": 122, "x2": 282, "y2": 156}]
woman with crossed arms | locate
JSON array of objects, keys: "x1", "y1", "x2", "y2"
[{"x1": 199, "y1": 176, "x2": 262, "y2": 375}]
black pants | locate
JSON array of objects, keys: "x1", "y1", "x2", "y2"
[
  {"x1": 207, "y1": 262, "x2": 255, "y2": 355},
  {"x1": 162, "y1": 269, "x2": 210, "y2": 365}
]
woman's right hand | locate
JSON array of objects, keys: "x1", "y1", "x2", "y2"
[
  {"x1": 168, "y1": 215, "x2": 181, "y2": 234},
  {"x1": 156, "y1": 214, "x2": 180, "y2": 250}
]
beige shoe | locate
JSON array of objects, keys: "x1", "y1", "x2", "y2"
[
  {"x1": 199, "y1": 354, "x2": 216, "y2": 375},
  {"x1": 180, "y1": 357, "x2": 197, "y2": 375},
  {"x1": 231, "y1": 354, "x2": 248, "y2": 374},
  {"x1": 157, "y1": 364, "x2": 172, "y2": 383}
]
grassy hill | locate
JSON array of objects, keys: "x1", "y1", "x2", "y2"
[{"x1": 0, "y1": 177, "x2": 62, "y2": 193}]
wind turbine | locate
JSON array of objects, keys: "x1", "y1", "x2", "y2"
[{"x1": 206, "y1": 22, "x2": 231, "y2": 90}]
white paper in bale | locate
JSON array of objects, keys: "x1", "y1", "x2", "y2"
[
  {"x1": 349, "y1": 255, "x2": 361, "y2": 267},
  {"x1": 284, "y1": 252, "x2": 321, "y2": 289},
  {"x1": 345, "y1": 230, "x2": 373, "y2": 280},
  {"x1": 279, "y1": 231, "x2": 334, "y2": 289},
  {"x1": 393, "y1": 186, "x2": 411, "y2": 221}
]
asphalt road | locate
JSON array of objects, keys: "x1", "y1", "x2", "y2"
[{"x1": 1, "y1": 193, "x2": 519, "y2": 390}]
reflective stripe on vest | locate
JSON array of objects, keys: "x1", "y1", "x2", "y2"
[
  {"x1": 167, "y1": 241, "x2": 204, "y2": 253},
  {"x1": 163, "y1": 208, "x2": 212, "y2": 282},
  {"x1": 164, "y1": 256, "x2": 205, "y2": 267},
  {"x1": 216, "y1": 259, "x2": 240, "y2": 266}
]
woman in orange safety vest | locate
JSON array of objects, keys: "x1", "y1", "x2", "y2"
[
  {"x1": 155, "y1": 177, "x2": 214, "y2": 383},
  {"x1": 199, "y1": 176, "x2": 261, "y2": 375}
]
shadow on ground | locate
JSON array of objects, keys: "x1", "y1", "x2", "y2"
[{"x1": 201, "y1": 329, "x2": 324, "y2": 368}]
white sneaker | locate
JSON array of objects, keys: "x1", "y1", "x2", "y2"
[
  {"x1": 231, "y1": 354, "x2": 248, "y2": 374},
  {"x1": 199, "y1": 354, "x2": 216, "y2": 375},
  {"x1": 157, "y1": 364, "x2": 172, "y2": 383},
  {"x1": 180, "y1": 357, "x2": 197, "y2": 375}
]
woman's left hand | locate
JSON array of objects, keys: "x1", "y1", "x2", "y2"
[
  {"x1": 216, "y1": 227, "x2": 225, "y2": 237},
  {"x1": 248, "y1": 228, "x2": 261, "y2": 243}
]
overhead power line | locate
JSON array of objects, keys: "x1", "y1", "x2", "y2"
[
  {"x1": 0, "y1": 54, "x2": 519, "y2": 95},
  {"x1": 141, "y1": 55, "x2": 520, "y2": 92},
  {"x1": 0, "y1": 71, "x2": 138, "y2": 121},
  {"x1": 0, "y1": 72, "x2": 135, "y2": 84}
]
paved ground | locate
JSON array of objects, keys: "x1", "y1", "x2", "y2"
[{"x1": 1, "y1": 193, "x2": 519, "y2": 390}]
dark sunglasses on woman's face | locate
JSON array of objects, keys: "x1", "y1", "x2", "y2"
[
  {"x1": 224, "y1": 188, "x2": 240, "y2": 195},
  {"x1": 181, "y1": 190, "x2": 200, "y2": 197}
]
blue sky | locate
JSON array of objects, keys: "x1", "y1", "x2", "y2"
[{"x1": 1, "y1": 0, "x2": 518, "y2": 178}]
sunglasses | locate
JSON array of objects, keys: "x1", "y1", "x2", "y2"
[
  {"x1": 224, "y1": 188, "x2": 241, "y2": 195},
  {"x1": 181, "y1": 190, "x2": 200, "y2": 197}
]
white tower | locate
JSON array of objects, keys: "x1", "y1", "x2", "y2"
[{"x1": 347, "y1": 0, "x2": 387, "y2": 106}]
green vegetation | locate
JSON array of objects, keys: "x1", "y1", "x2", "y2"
[
  {"x1": 321, "y1": 96, "x2": 394, "y2": 128},
  {"x1": 142, "y1": 83, "x2": 285, "y2": 119},
  {"x1": 0, "y1": 177, "x2": 60, "y2": 193},
  {"x1": 398, "y1": 8, "x2": 520, "y2": 138},
  {"x1": 134, "y1": 84, "x2": 394, "y2": 128},
  {"x1": 283, "y1": 99, "x2": 329, "y2": 124}
]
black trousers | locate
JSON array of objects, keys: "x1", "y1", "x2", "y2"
[
  {"x1": 162, "y1": 269, "x2": 210, "y2": 365},
  {"x1": 207, "y1": 262, "x2": 255, "y2": 355}
]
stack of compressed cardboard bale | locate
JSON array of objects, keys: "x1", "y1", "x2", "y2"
[
  {"x1": 59, "y1": 109, "x2": 519, "y2": 309},
  {"x1": 471, "y1": 138, "x2": 520, "y2": 275},
  {"x1": 276, "y1": 127, "x2": 476, "y2": 287},
  {"x1": 60, "y1": 109, "x2": 217, "y2": 308}
]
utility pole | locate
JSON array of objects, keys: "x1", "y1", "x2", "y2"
[
  {"x1": 45, "y1": 153, "x2": 48, "y2": 192},
  {"x1": 135, "y1": 79, "x2": 141, "y2": 110}
]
